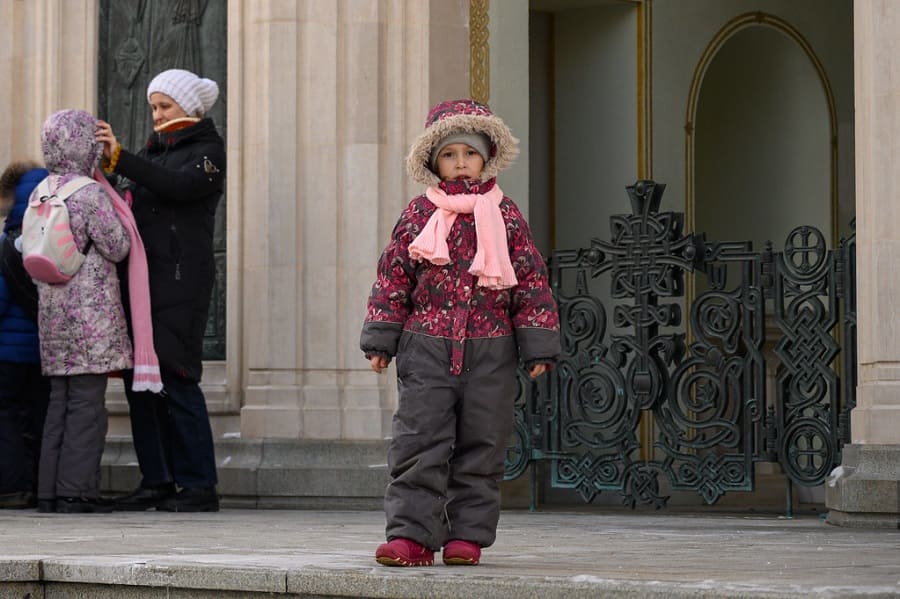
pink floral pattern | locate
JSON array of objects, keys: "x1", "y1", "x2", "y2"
[{"x1": 364, "y1": 178, "x2": 559, "y2": 374}]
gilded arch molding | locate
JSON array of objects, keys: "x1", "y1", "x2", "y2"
[
  {"x1": 684, "y1": 11, "x2": 839, "y2": 243},
  {"x1": 469, "y1": 0, "x2": 490, "y2": 103}
]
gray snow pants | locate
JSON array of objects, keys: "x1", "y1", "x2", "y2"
[
  {"x1": 385, "y1": 332, "x2": 518, "y2": 550},
  {"x1": 38, "y1": 374, "x2": 108, "y2": 500}
]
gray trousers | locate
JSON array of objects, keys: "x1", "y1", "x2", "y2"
[
  {"x1": 38, "y1": 374, "x2": 108, "y2": 499},
  {"x1": 385, "y1": 333, "x2": 518, "y2": 550}
]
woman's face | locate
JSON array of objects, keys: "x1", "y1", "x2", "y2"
[{"x1": 149, "y1": 92, "x2": 189, "y2": 126}]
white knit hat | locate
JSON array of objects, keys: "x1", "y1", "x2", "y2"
[{"x1": 147, "y1": 69, "x2": 219, "y2": 117}]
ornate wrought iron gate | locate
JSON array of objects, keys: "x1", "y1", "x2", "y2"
[{"x1": 505, "y1": 180, "x2": 856, "y2": 510}]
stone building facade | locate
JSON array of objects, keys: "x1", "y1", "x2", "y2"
[{"x1": 0, "y1": 0, "x2": 895, "y2": 526}]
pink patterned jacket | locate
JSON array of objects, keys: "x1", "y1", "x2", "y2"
[{"x1": 361, "y1": 178, "x2": 560, "y2": 375}]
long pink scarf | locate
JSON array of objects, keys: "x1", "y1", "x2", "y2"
[
  {"x1": 93, "y1": 170, "x2": 163, "y2": 393},
  {"x1": 409, "y1": 184, "x2": 517, "y2": 290}
]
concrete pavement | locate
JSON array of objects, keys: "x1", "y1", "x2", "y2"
[{"x1": 0, "y1": 508, "x2": 898, "y2": 598}]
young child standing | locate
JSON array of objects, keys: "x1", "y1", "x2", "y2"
[
  {"x1": 33, "y1": 109, "x2": 133, "y2": 513},
  {"x1": 361, "y1": 99, "x2": 560, "y2": 567}
]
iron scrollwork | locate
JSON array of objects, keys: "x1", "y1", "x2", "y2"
[{"x1": 506, "y1": 180, "x2": 856, "y2": 509}]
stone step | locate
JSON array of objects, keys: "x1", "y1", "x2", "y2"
[{"x1": 101, "y1": 437, "x2": 391, "y2": 510}]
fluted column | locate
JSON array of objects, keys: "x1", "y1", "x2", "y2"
[
  {"x1": 0, "y1": 0, "x2": 98, "y2": 163},
  {"x1": 826, "y1": 0, "x2": 900, "y2": 528},
  {"x1": 237, "y1": 0, "x2": 469, "y2": 440}
]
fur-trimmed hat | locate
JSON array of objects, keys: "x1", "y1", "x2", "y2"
[
  {"x1": 407, "y1": 99, "x2": 518, "y2": 186},
  {"x1": 147, "y1": 69, "x2": 219, "y2": 117}
]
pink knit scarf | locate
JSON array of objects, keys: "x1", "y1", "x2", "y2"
[
  {"x1": 409, "y1": 184, "x2": 517, "y2": 290},
  {"x1": 93, "y1": 170, "x2": 163, "y2": 393}
]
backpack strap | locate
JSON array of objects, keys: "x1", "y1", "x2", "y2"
[
  {"x1": 33, "y1": 175, "x2": 98, "y2": 255},
  {"x1": 36, "y1": 175, "x2": 95, "y2": 203}
]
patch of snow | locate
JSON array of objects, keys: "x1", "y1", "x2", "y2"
[{"x1": 826, "y1": 465, "x2": 845, "y2": 486}]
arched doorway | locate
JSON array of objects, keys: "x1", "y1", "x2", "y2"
[{"x1": 687, "y1": 13, "x2": 838, "y2": 250}]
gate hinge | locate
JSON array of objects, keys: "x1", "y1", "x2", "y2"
[
  {"x1": 834, "y1": 248, "x2": 845, "y2": 299},
  {"x1": 763, "y1": 404, "x2": 778, "y2": 461},
  {"x1": 760, "y1": 241, "x2": 775, "y2": 299}
]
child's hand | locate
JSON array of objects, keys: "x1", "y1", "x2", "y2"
[
  {"x1": 370, "y1": 355, "x2": 389, "y2": 373},
  {"x1": 528, "y1": 363, "x2": 548, "y2": 379}
]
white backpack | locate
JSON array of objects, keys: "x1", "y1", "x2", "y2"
[{"x1": 21, "y1": 175, "x2": 96, "y2": 284}]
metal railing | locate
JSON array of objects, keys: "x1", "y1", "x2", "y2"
[{"x1": 506, "y1": 180, "x2": 856, "y2": 513}]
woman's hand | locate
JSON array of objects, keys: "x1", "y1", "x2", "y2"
[
  {"x1": 369, "y1": 355, "x2": 389, "y2": 374},
  {"x1": 95, "y1": 120, "x2": 119, "y2": 159}
]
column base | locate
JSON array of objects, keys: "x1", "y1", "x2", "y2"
[{"x1": 825, "y1": 444, "x2": 900, "y2": 529}]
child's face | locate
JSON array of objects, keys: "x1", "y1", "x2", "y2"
[
  {"x1": 149, "y1": 93, "x2": 190, "y2": 127},
  {"x1": 435, "y1": 143, "x2": 485, "y2": 182}
]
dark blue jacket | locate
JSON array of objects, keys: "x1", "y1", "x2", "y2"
[{"x1": 0, "y1": 168, "x2": 47, "y2": 364}]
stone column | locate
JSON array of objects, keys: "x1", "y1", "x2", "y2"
[
  {"x1": 826, "y1": 0, "x2": 900, "y2": 528},
  {"x1": 237, "y1": 0, "x2": 469, "y2": 440},
  {"x1": 0, "y1": 0, "x2": 98, "y2": 163}
]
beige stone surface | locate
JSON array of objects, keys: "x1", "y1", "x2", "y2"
[
  {"x1": 852, "y1": 0, "x2": 900, "y2": 445},
  {"x1": 0, "y1": 510, "x2": 899, "y2": 598},
  {"x1": 1, "y1": 3, "x2": 895, "y2": 522},
  {"x1": 228, "y1": 1, "x2": 471, "y2": 441}
]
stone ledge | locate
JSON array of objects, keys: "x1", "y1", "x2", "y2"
[
  {"x1": 9, "y1": 561, "x2": 865, "y2": 599},
  {"x1": 41, "y1": 559, "x2": 288, "y2": 594},
  {"x1": 100, "y1": 438, "x2": 824, "y2": 512},
  {"x1": 101, "y1": 437, "x2": 391, "y2": 510},
  {"x1": 826, "y1": 509, "x2": 899, "y2": 529},
  {"x1": 101, "y1": 437, "x2": 534, "y2": 510},
  {"x1": 825, "y1": 444, "x2": 900, "y2": 528},
  {"x1": 0, "y1": 559, "x2": 40, "y2": 582}
]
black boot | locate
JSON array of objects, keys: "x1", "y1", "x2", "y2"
[
  {"x1": 55, "y1": 496, "x2": 115, "y2": 514},
  {"x1": 114, "y1": 483, "x2": 176, "y2": 511},
  {"x1": 158, "y1": 486, "x2": 219, "y2": 512},
  {"x1": 0, "y1": 491, "x2": 35, "y2": 509}
]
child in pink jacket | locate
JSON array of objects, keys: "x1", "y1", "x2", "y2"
[{"x1": 361, "y1": 99, "x2": 560, "y2": 566}]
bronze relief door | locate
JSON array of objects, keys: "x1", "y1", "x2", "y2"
[{"x1": 98, "y1": 0, "x2": 227, "y2": 359}]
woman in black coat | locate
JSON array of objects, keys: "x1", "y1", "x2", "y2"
[{"x1": 96, "y1": 68, "x2": 225, "y2": 512}]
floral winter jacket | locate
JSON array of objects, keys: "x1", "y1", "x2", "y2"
[
  {"x1": 361, "y1": 177, "x2": 560, "y2": 375},
  {"x1": 36, "y1": 110, "x2": 133, "y2": 376}
]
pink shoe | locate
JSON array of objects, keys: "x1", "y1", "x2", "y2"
[
  {"x1": 442, "y1": 539, "x2": 481, "y2": 565},
  {"x1": 375, "y1": 537, "x2": 434, "y2": 567}
]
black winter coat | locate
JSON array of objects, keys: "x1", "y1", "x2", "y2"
[{"x1": 114, "y1": 118, "x2": 225, "y2": 381}]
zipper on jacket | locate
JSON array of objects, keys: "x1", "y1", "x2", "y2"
[{"x1": 170, "y1": 223, "x2": 181, "y2": 280}]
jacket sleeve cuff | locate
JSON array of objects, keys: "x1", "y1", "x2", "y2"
[
  {"x1": 360, "y1": 321, "x2": 404, "y2": 357},
  {"x1": 516, "y1": 327, "x2": 561, "y2": 366}
]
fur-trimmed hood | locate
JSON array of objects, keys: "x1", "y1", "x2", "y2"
[{"x1": 406, "y1": 99, "x2": 518, "y2": 187}]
